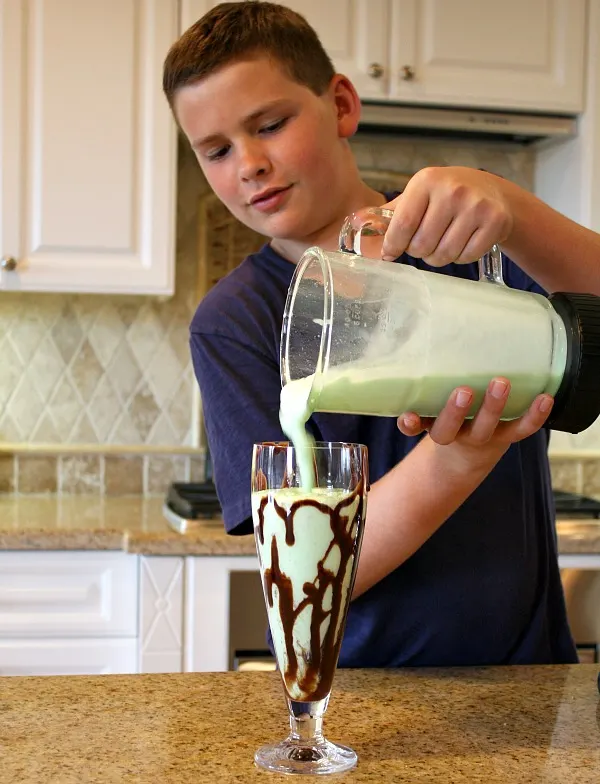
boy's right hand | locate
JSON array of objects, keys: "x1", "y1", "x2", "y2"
[{"x1": 397, "y1": 377, "x2": 553, "y2": 473}]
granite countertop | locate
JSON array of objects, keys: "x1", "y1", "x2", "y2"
[
  {"x1": 0, "y1": 495, "x2": 599, "y2": 555},
  {"x1": 3, "y1": 665, "x2": 599, "y2": 783},
  {"x1": 0, "y1": 496, "x2": 253, "y2": 556}
]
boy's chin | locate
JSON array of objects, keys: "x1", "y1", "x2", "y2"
[
  {"x1": 251, "y1": 215, "x2": 310, "y2": 242},
  {"x1": 253, "y1": 210, "x2": 327, "y2": 244}
]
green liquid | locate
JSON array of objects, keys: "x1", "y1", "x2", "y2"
[{"x1": 315, "y1": 369, "x2": 562, "y2": 420}]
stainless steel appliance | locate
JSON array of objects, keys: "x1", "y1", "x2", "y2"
[{"x1": 556, "y1": 491, "x2": 600, "y2": 663}]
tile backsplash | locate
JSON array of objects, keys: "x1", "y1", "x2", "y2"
[
  {"x1": 0, "y1": 132, "x2": 598, "y2": 455},
  {"x1": 0, "y1": 140, "x2": 262, "y2": 448}
]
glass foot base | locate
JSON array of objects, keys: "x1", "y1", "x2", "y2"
[{"x1": 254, "y1": 737, "x2": 357, "y2": 775}]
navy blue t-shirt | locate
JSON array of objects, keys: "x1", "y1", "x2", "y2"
[{"x1": 190, "y1": 239, "x2": 577, "y2": 667}]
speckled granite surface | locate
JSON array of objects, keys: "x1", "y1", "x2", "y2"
[
  {"x1": 0, "y1": 495, "x2": 598, "y2": 555},
  {"x1": 2, "y1": 665, "x2": 599, "y2": 783},
  {"x1": 0, "y1": 495, "x2": 255, "y2": 555}
]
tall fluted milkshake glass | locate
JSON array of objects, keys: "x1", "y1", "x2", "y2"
[{"x1": 251, "y1": 441, "x2": 368, "y2": 775}]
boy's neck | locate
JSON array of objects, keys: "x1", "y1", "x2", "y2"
[{"x1": 269, "y1": 181, "x2": 387, "y2": 263}]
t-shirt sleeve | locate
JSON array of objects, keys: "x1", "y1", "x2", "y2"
[{"x1": 190, "y1": 329, "x2": 287, "y2": 536}]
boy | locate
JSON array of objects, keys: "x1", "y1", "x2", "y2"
[{"x1": 163, "y1": 1, "x2": 600, "y2": 667}]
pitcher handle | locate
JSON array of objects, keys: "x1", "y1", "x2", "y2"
[
  {"x1": 478, "y1": 244, "x2": 505, "y2": 285},
  {"x1": 338, "y1": 207, "x2": 394, "y2": 256},
  {"x1": 339, "y1": 206, "x2": 505, "y2": 284}
]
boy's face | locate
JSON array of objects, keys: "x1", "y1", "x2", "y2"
[{"x1": 174, "y1": 57, "x2": 356, "y2": 245}]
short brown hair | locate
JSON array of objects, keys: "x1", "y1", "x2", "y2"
[{"x1": 162, "y1": 1, "x2": 336, "y2": 109}]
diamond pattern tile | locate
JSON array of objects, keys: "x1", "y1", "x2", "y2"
[
  {"x1": 111, "y1": 410, "x2": 142, "y2": 444},
  {"x1": 128, "y1": 381, "x2": 161, "y2": 443},
  {"x1": 31, "y1": 412, "x2": 62, "y2": 443},
  {"x1": 35, "y1": 294, "x2": 68, "y2": 330},
  {"x1": 9, "y1": 375, "x2": 45, "y2": 439},
  {"x1": 89, "y1": 376, "x2": 122, "y2": 442},
  {"x1": 146, "y1": 338, "x2": 183, "y2": 407},
  {"x1": 147, "y1": 412, "x2": 178, "y2": 446},
  {"x1": 106, "y1": 341, "x2": 142, "y2": 404},
  {"x1": 0, "y1": 338, "x2": 25, "y2": 409},
  {"x1": 48, "y1": 375, "x2": 82, "y2": 437},
  {"x1": 88, "y1": 303, "x2": 126, "y2": 369},
  {"x1": 0, "y1": 412, "x2": 23, "y2": 442},
  {"x1": 51, "y1": 304, "x2": 84, "y2": 364},
  {"x1": 69, "y1": 338, "x2": 104, "y2": 402},
  {"x1": 126, "y1": 306, "x2": 164, "y2": 370},
  {"x1": 70, "y1": 411, "x2": 99, "y2": 444},
  {"x1": 7, "y1": 313, "x2": 46, "y2": 365},
  {"x1": 28, "y1": 334, "x2": 66, "y2": 401}
]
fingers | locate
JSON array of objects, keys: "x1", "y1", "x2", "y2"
[
  {"x1": 381, "y1": 188, "x2": 429, "y2": 260},
  {"x1": 427, "y1": 387, "x2": 474, "y2": 445},
  {"x1": 466, "y1": 378, "x2": 511, "y2": 443},
  {"x1": 501, "y1": 394, "x2": 554, "y2": 442},
  {"x1": 401, "y1": 202, "x2": 455, "y2": 261},
  {"x1": 397, "y1": 413, "x2": 439, "y2": 437},
  {"x1": 396, "y1": 382, "x2": 554, "y2": 448},
  {"x1": 380, "y1": 167, "x2": 512, "y2": 265}
]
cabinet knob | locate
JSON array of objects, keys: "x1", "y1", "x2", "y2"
[
  {"x1": 401, "y1": 65, "x2": 416, "y2": 81},
  {"x1": 0, "y1": 256, "x2": 17, "y2": 271},
  {"x1": 368, "y1": 62, "x2": 385, "y2": 79}
]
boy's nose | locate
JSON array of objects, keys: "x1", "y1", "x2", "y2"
[{"x1": 238, "y1": 142, "x2": 272, "y2": 181}]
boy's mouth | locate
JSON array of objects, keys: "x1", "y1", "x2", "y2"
[{"x1": 250, "y1": 185, "x2": 293, "y2": 211}]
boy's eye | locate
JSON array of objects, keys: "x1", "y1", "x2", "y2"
[
  {"x1": 206, "y1": 145, "x2": 230, "y2": 162},
  {"x1": 260, "y1": 117, "x2": 287, "y2": 134}
]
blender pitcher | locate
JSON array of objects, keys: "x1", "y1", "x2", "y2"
[{"x1": 280, "y1": 208, "x2": 600, "y2": 434}]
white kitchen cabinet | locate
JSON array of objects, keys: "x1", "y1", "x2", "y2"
[
  {"x1": 388, "y1": 0, "x2": 587, "y2": 113},
  {"x1": 184, "y1": 554, "x2": 259, "y2": 672},
  {"x1": 0, "y1": 551, "x2": 139, "y2": 676},
  {"x1": 139, "y1": 555, "x2": 184, "y2": 673},
  {"x1": 0, "y1": 0, "x2": 178, "y2": 295},
  {"x1": 181, "y1": 1, "x2": 587, "y2": 113},
  {"x1": 0, "y1": 551, "x2": 138, "y2": 638},
  {"x1": 0, "y1": 638, "x2": 138, "y2": 676},
  {"x1": 0, "y1": 551, "x2": 189, "y2": 677}
]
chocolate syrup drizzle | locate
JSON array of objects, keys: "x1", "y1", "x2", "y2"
[{"x1": 256, "y1": 480, "x2": 365, "y2": 702}]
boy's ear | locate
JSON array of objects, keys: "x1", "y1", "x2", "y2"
[{"x1": 329, "y1": 74, "x2": 361, "y2": 138}]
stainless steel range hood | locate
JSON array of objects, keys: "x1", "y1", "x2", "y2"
[{"x1": 357, "y1": 102, "x2": 578, "y2": 147}]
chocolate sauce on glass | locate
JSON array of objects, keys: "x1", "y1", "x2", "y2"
[{"x1": 257, "y1": 480, "x2": 365, "y2": 702}]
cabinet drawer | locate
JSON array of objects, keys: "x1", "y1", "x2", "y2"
[
  {"x1": 0, "y1": 552, "x2": 138, "y2": 638},
  {"x1": 0, "y1": 638, "x2": 138, "y2": 676}
]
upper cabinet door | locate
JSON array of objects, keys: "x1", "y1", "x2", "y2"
[
  {"x1": 389, "y1": 0, "x2": 587, "y2": 112},
  {"x1": 0, "y1": 0, "x2": 178, "y2": 295},
  {"x1": 180, "y1": 0, "x2": 391, "y2": 99},
  {"x1": 278, "y1": 1, "x2": 390, "y2": 99}
]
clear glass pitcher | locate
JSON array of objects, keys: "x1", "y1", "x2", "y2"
[{"x1": 280, "y1": 207, "x2": 600, "y2": 433}]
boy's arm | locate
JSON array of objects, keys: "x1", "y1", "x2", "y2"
[
  {"x1": 380, "y1": 166, "x2": 600, "y2": 296},
  {"x1": 352, "y1": 379, "x2": 553, "y2": 598}
]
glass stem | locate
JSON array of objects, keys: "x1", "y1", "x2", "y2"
[{"x1": 287, "y1": 697, "x2": 329, "y2": 745}]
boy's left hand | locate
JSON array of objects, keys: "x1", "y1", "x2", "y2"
[
  {"x1": 381, "y1": 166, "x2": 513, "y2": 266},
  {"x1": 397, "y1": 377, "x2": 553, "y2": 472}
]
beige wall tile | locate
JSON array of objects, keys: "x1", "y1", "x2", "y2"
[
  {"x1": 59, "y1": 455, "x2": 102, "y2": 494},
  {"x1": 550, "y1": 459, "x2": 582, "y2": 494},
  {"x1": 189, "y1": 454, "x2": 207, "y2": 482},
  {"x1": 70, "y1": 338, "x2": 104, "y2": 402},
  {"x1": 145, "y1": 455, "x2": 189, "y2": 494},
  {"x1": 582, "y1": 461, "x2": 600, "y2": 499},
  {"x1": 18, "y1": 456, "x2": 58, "y2": 494},
  {"x1": 105, "y1": 456, "x2": 143, "y2": 495},
  {"x1": 0, "y1": 455, "x2": 16, "y2": 493}
]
